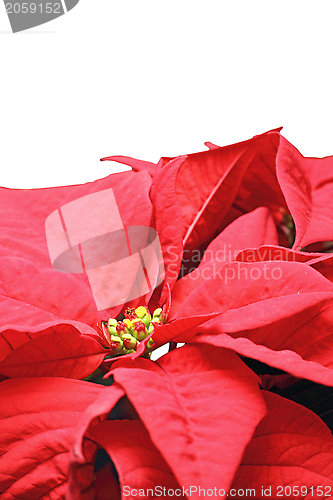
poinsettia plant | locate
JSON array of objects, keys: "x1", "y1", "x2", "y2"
[{"x1": 2, "y1": 128, "x2": 333, "y2": 499}]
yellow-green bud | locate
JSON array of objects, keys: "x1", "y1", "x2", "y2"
[
  {"x1": 135, "y1": 306, "x2": 151, "y2": 327},
  {"x1": 107, "y1": 318, "x2": 118, "y2": 335},
  {"x1": 110, "y1": 335, "x2": 123, "y2": 354},
  {"x1": 153, "y1": 308, "x2": 162, "y2": 318},
  {"x1": 122, "y1": 333, "x2": 138, "y2": 350}
]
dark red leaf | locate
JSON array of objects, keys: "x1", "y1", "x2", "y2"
[
  {"x1": 71, "y1": 383, "x2": 125, "y2": 464},
  {"x1": 94, "y1": 463, "x2": 121, "y2": 500},
  {"x1": 68, "y1": 383, "x2": 125, "y2": 500}
]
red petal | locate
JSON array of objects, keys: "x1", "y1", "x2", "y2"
[
  {"x1": 110, "y1": 344, "x2": 267, "y2": 494},
  {"x1": 231, "y1": 391, "x2": 333, "y2": 497},
  {"x1": 0, "y1": 327, "x2": 106, "y2": 379},
  {"x1": 0, "y1": 377, "x2": 103, "y2": 499}
]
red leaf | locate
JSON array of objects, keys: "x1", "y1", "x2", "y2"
[
  {"x1": 192, "y1": 333, "x2": 333, "y2": 387},
  {"x1": 110, "y1": 344, "x2": 267, "y2": 494},
  {"x1": 0, "y1": 328, "x2": 106, "y2": 379},
  {"x1": 276, "y1": 137, "x2": 333, "y2": 250},
  {"x1": 235, "y1": 244, "x2": 323, "y2": 265},
  {"x1": 150, "y1": 156, "x2": 187, "y2": 299},
  {"x1": 175, "y1": 129, "x2": 285, "y2": 252},
  {"x1": 231, "y1": 391, "x2": 333, "y2": 499},
  {"x1": 202, "y1": 207, "x2": 279, "y2": 265},
  {"x1": 300, "y1": 153, "x2": 333, "y2": 248},
  {"x1": 172, "y1": 261, "x2": 333, "y2": 345},
  {"x1": 170, "y1": 208, "x2": 279, "y2": 317},
  {"x1": 275, "y1": 136, "x2": 312, "y2": 250},
  {"x1": 151, "y1": 313, "x2": 221, "y2": 348},
  {"x1": 0, "y1": 170, "x2": 152, "y2": 329},
  {"x1": 89, "y1": 420, "x2": 181, "y2": 499},
  {"x1": 0, "y1": 377, "x2": 104, "y2": 500}
]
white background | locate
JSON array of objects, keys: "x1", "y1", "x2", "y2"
[{"x1": 1, "y1": 1, "x2": 333, "y2": 189}]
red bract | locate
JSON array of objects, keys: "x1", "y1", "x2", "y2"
[{"x1": 3, "y1": 130, "x2": 333, "y2": 498}]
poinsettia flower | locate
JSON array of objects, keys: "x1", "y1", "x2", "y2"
[{"x1": 2, "y1": 130, "x2": 333, "y2": 499}]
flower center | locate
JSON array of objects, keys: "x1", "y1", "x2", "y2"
[{"x1": 99, "y1": 306, "x2": 165, "y2": 357}]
